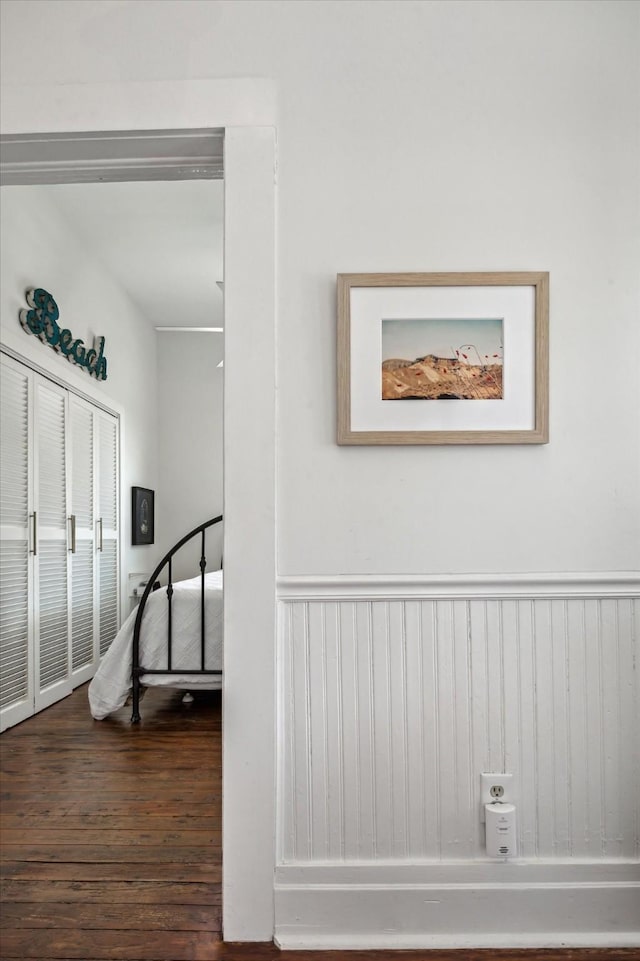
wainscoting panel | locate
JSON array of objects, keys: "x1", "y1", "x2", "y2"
[{"x1": 278, "y1": 585, "x2": 639, "y2": 864}]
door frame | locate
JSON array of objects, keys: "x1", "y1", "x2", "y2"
[{"x1": 0, "y1": 78, "x2": 278, "y2": 941}]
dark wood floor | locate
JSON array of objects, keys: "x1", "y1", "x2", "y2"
[
  {"x1": 1, "y1": 684, "x2": 222, "y2": 960},
  {"x1": 1, "y1": 684, "x2": 638, "y2": 961}
]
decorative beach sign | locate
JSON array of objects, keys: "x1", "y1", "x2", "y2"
[{"x1": 19, "y1": 288, "x2": 108, "y2": 381}]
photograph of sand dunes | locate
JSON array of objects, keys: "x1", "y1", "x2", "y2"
[{"x1": 381, "y1": 317, "x2": 503, "y2": 401}]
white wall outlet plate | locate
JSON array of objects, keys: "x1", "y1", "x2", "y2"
[
  {"x1": 480, "y1": 773, "x2": 514, "y2": 821},
  {"x1": 127, "y1": 572, "x2": 151, "y2": 598}
]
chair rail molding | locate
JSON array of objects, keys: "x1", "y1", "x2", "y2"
[{"x1": 277, "y1": 571, "x2": 640, "y2": 600}]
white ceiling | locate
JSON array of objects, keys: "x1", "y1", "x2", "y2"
[{"x1": 42, "y1": 179, "x2": 224, "y2": 330}]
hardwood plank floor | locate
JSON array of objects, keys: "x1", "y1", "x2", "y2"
[
  {"x1": 1, "y1": 684, "x2": 638, "y2": 961},
  {"x1": 1, "y1": 684, "x2": 222, "y2": 960}
]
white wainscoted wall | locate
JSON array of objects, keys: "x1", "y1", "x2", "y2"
[{"x1": 276, "y1": 574, "x2": 640, "y2": 949}]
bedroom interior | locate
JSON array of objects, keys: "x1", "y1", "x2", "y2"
[
  {"x1": 1, "y1": 0, "x2": 638, "y2": 957},
  {"x1": 0, "y1": 175, "x2": 225, "y2": 731},
  {"x1": 0, "y1": 148, "x2": 230, "y2": 958}
]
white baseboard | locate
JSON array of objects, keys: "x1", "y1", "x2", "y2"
[{"x1": 274, "y1": 862, "x2": 640, "y2": 950}]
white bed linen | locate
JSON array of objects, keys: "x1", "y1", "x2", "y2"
[{"x1": 89, "y1": 569, "x2": 223, "y2": 719}]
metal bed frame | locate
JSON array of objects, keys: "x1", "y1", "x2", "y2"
[{"x1": 130, "y1": 514, "x2": 223, "y2": 723}]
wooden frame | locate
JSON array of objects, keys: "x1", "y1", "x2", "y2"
[
  {"x1": 131, "y1": 486, "x2": 154, "y2": 545},
  {"x1": 337, "y1": 271, "x2": 549, "y2": 445}
]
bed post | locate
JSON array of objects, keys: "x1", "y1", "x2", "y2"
[
  {"x1": 131, "y1": 669, "x2": 141, "y2": 724},
  {"x1": 129, "y1": 514, "x2": 223, "y2": 723},
  {"x1": 131, "y1": 573, "x2": 151, "y2": 724}
]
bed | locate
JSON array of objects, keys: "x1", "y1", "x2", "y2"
[{"x1": 88, "y1": 515, "x2": 223, "y2": 721}]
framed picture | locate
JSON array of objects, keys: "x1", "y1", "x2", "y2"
[
  {"x1": 337, "y1": 271, "x2": 549, "y2": 445},
  {"x1": 131, "y1": 486, "x2": 154, "y2": 545}
]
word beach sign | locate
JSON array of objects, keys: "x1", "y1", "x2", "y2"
[{"x1": 19, "y1": 288, "x2": 108, "y2": 381}]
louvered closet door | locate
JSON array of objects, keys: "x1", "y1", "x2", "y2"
[
  {"x1": 96, "y1": 411, "x2": 119, "y2": 657},
  {"x1": 0, "y1": 356, "x2": 34, "y2": 732},
  {"x1": 33, "y1": 378, "x2": 72, "y2": 712},
  {"x1": 69, "y1": 396, "x2": 97, "y2": 686}
]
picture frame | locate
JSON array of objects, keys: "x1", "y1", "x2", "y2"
[
  {"x1": 131, "y1": 486, "x2": 155, "y2": 545},
  {"x1": 337, "y1": 271, "x2": 549, "y2": 445}
]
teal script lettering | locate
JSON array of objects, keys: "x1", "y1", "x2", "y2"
[{"x1": 19, "y1": 288, "x2": 108, "y2": 381}]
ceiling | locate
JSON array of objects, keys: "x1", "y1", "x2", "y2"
[{"x1": 40, "y1": 178, "x2": 224, "y2": 330}]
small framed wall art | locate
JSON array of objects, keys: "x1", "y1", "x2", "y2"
[
  {"x1": 131, "y1": 487, "x2": 155, "y2": 545},
  {"x1": 337, "y1": 271, "x2": 549, "y2": 445}
]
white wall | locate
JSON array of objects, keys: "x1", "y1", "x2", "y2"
[
  {"x1": 0, "y1": 185, "x2": 160, "y2": 609},
  {"x1": 276, "y1": 582, "x2": 640, "y2": 946},
  {"x1": 2, "y1": 0, "x2": 636, "y2": 576},
  {"x1": 280, "y1": 591, "x2": 639, "y2": 863},
  {"x1": 156, "y1": 332, "x2": 224, "y2": 582},
  {"x1": 2, "y1": 0, "x2": 638, "y2": 948}
]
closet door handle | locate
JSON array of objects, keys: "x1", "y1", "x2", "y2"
[
  {"x1": 30, "y1": 512, "x2": 37, "y2": 556},
  {"x1": 68, "y1": 515, "x2": 77, "y2": 554},
  {"x1": 97, "y1": 517, "x2": 103, "y2": 552}
]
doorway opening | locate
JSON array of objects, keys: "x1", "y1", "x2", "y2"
[
  {"x1": 0, "y1": 114, "x2": 277, "y2": 942},
  {"x1": 1, "y1": 133, "x2": 225, "y2": 697}
]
